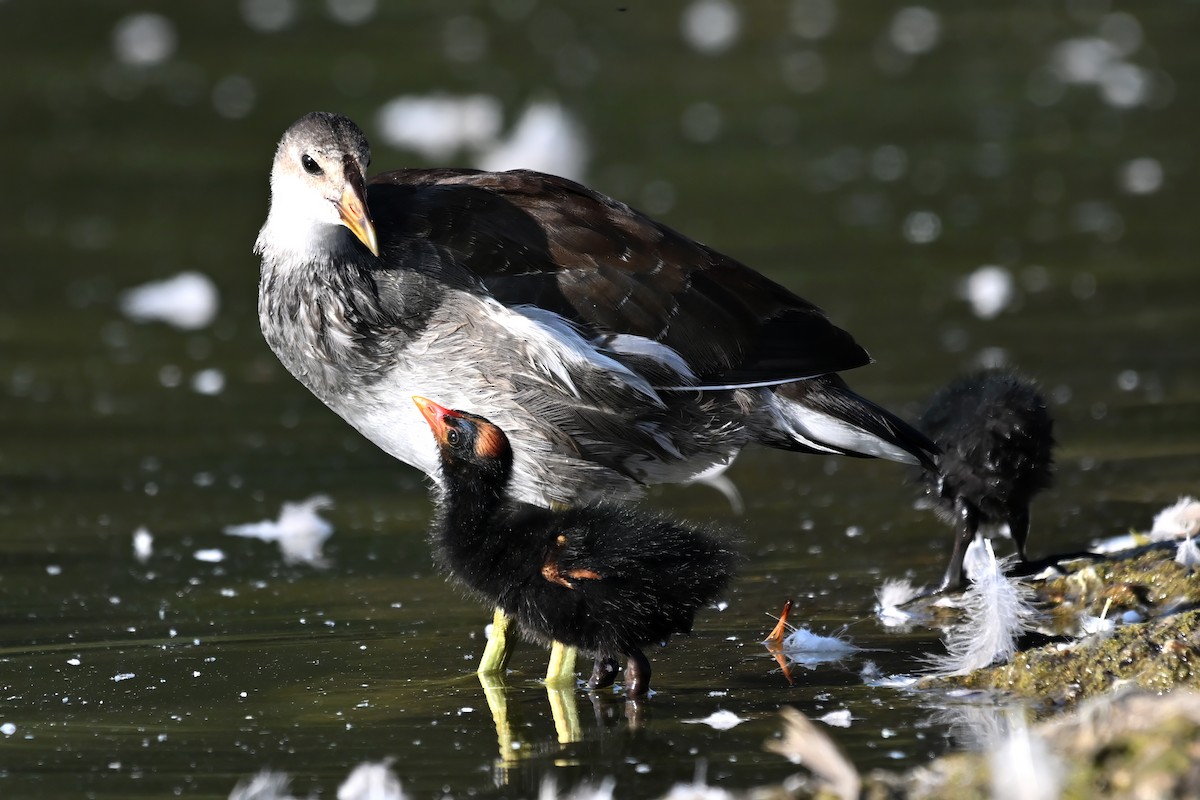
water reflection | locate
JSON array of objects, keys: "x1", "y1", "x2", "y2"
[{"x1": 477, "y1": 673, "x2": 594, "y2": 784}]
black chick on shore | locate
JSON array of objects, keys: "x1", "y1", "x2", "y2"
[
  {"x1": 914, "y1": 369, "x2": 1055, "y2": 591},
  {"x1": 414, "y1": 396, "x2": 736, "y2": 697}
]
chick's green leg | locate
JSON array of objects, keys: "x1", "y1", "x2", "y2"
[
  {"x1": 544, "y1": 641, "x2": 578, "y2": 689},
  {"x1": 541, "y1": 500, "x2": 580, "y2": 689},
  {"x1": 478, "y1": 608, "x2": 516, "y2": 676}
]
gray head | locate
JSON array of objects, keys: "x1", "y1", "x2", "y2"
[{"x1": 256, "y1": 112, "x2": 379, "y2": 262}]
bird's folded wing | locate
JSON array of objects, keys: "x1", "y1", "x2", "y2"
[{"x1": 366, "y1": 168, "x2": 871, "y2": 387}]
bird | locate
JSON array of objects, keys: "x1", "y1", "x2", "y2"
[
  {"x1": 255, "y1": 110, "x2": 937, "y2": 678},
  {"x1": 913, "y1": 368, "x2": 1055, "y2": 591},
  {"x1": 413, "y1": 395, "x2": 736, "y2": 696},
  {"x1": 255, "y1": 111, "x2": 937, "y2": 512}
]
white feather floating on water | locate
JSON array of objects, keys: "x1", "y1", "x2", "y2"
[
  {"x1": 682, "y1": 710, "x2": 747, "y2": 730},
  {"x1": 194, "y1": 548, "x2": 225, "y2": 563},
  {"x1": 859, "y1": 660, "x2": 920, "y2": 689},
  {"x1": 228, "y1": 762, "x2": 409, "y2": 800},
  {"x1": 818, "y1": 709, "x2": 853, "y2": 728},
  {"x1": 337, "y1": 760, "x2": 406, "y2": 800},
  {"x1": 224, "y1": 495, "x2": 334, "y2": 567},
  {"x1": 763, "y1": 600, "x2": 859, "y2": 671},
  {"x1": 778, "y1": 627, "x2": 859, "y2": 666},
  {"x1": 119, "y1": 271, "x2": 219, "y2": 330},
  {"x1": 658, "y1": 780, "x2": 735, "y2": 800},
  {"x1": 874, "y1": 578, "x2": 924, "y2": 627},
  {"x1": 228, "y1": 770, "x2": 299, "y2": 800},
  {"x1": 928, "y1": 538, "x2": 1037, "y2": 676}
]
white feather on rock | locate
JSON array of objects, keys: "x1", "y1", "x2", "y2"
[{"x1": 929, "y1": 538, "x2": 1037, "y2": 676}]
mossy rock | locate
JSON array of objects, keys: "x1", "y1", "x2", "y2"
[{"x1": 926, "y1": 544, "x2": 1200, "y2": 709}]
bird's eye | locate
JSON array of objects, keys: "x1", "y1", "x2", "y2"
[
  {"x1": 445, "y1": 428, "x2": 461, "y2": 448},
  {"x1": 300, "y1": 154, "x2": 322, "y2": 175}
]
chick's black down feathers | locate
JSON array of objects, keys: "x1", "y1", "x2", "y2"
[
  {"x1": 419, "y1": 398, "x2": 735, "y2": 695},
  {"x1": 440, "y1": 502, "x2": 735, "y2": 657},
  {"x1": 915, "y1": 369, "x2": 1055, "y2": 590}
]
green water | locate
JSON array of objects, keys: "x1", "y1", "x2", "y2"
[{"x1": 2, "y1": 3, "x2": 1199, "y2": 797}]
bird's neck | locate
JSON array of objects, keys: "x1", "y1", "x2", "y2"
[
  {"x1": 437, "y1": 458, "x2": 507, "y2": 525},
  {"x1": 433, "y1": 458, "x2": 517, "y2": 567},
  {"x1": 255, "y1": 212, "x2": 361, "y2": 273}
]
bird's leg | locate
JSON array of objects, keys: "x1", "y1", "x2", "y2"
[
  {"x1": 938, "y1": 498, "x2": 979, "y2": 592},
  {"x1": 587, "y1": 655, "x2": 621, "y2": 690},
  {"x1": 1009, "y1": 507, "x2": 1031, "y2": 563},
  {"x1": 545, "y1": 641, "x2": 578, "y2": 689},
  {"x1": 623, "y1": 648, "x2": 653, "y2": 697},
  {"x1": 478, "y1": 608, "x2": 515, "y2": 676}
]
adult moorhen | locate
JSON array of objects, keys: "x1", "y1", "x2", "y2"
[{"x1": 255, "y1": 111, "x2": 936, "y2": 511}]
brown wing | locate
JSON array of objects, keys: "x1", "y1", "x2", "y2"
[{"x1": 366, "y1": 168, "x2": 870, "y2": 385}]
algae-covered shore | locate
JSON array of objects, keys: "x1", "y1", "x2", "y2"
[
  {"x1": 755, "y1": 539, "x2": 1200, "y2": 800},
  {"x1": 938, "y1": 544, "x2": 1200, "y2": 708}
]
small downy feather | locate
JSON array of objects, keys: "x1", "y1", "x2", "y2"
[
  {"x1": 337, "y1": 761, "x2": 406, "y2": 800},
  {"x1": 1176, "y1": 534, "x2": 1200, "y2": 573},
  {"x1": 874, "y1": 578, "x2": 925, "y2": 627},
  {"x1": 228, "y1": 770, "x2": 298, "y2": 800},
  {"x1": 929, "y1": 538, "x2": 1037, "y2": 676},
  {"x1": 779, "y1": 627, "x2": 858, "y2": 663},
  {"x1": 1151, "y1": 495, "x2": 1200, "y2": 540}
]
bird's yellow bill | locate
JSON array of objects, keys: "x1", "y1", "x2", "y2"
[{"x1": 338, "y1": 182, "x2": 379, "y2": 257}]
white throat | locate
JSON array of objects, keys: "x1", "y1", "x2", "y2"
[{"x1": 255, "y1": 174, "x2": 354, "y2": 269}]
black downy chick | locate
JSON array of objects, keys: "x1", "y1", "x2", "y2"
[
  {"x1": 915, "y1": 369, "x2": 1055, "y2": 591},
  {"x1": 414, "y1": 396, "x2": 736, "y2": 697}
]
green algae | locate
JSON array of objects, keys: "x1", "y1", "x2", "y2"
[
  {"x1": 950, "y1": 609, "x2": 1200, "y2": 707},
  {"x1": 745, "y1": 544, "x2": 1200, "y2": 800},
  {"x1": 929, "y1": 544, "x2": 1200, "y2": 709},
  {"x1": 1038, "y1": 544, "x2": 1200, "y2": 630}
]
